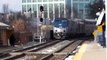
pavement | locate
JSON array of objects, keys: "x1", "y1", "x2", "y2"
[{"x1": 73, "y1": 41, "x2": 107, "y2": 60}]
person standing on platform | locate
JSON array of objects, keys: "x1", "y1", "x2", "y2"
[
  {"x1": 102, "y1": 14, "x2": 106, "y2": 48},
  {"x1": 96, "y1": 10, "x2": 106, "y2": 48}
]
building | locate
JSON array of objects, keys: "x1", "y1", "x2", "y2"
[
  {"x1": 22, "y1": 0, "x2": 95, "y2": 19},
  {"x1": 73, "y1": 0, "x2": 95, "y2": 19},
  {"x1": 0, "y1": 0, "x2": 21, "y2": 13}
]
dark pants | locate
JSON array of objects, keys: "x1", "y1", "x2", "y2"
[
  {"x1": 98, "y1": 31, "x2": 106, "y2": 48},
  {"x1": 102, "y1": 31, "x2": 106, "y2": 48},
  {"x1": 98, "y1": 35, "x2": 103, "y2": 46}
]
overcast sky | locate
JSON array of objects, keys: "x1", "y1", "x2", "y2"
[{"x1": 0, "y1": 0, "x2": 22, "y2": 12}]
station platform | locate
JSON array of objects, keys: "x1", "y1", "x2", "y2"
[{"x1": 73, "y1": 41, "x2": 106, "y2": 60}]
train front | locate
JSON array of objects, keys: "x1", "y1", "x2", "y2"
[{"x1": 53, "y1": 18, "x2": 69, "y2": 39}]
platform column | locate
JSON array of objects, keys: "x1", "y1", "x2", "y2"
[{"x1": 105, "y1": 0, "x2": 107, "y2": 48}]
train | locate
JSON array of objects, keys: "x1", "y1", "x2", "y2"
[
  {"x1": 53, "y1": 18, "x2": 69, "y2": 39},
  {"x1": 53, "y1": 18, "x2": 96, "y2": 39}
]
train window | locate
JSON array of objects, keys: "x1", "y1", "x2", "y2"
[
  {"x1": 62, "y1": 20, "x2": 67, "y2": 22},
  {"x1": 54, "y1": 18, "x2": 68, "y2": 28}
]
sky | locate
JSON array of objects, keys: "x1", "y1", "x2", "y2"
[{"x1": 0, "y1": 0, "x2": 22, "y2": 12}]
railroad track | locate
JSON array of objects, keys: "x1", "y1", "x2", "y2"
[
  {"x1": 0, "y1": 40, "x2": 85, "y2": 60},
  {"x1": 15, "y1": 40, "x2": 60, "y2": 52},
  {"x1": 42, "y1": 40, "x2": 83, "y2": 60},
  {"x1": 0, "y1": 40, "x2": 62, "y2": 60},
  {"x1": 0, "y1": 40, "x2": 60, "y2": 59}
]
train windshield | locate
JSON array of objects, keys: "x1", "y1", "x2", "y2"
[{"x1": 54, "y1": 19, "x2": 68, "y2": 28}]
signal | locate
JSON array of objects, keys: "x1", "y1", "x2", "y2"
[
  {"x1": 40, "y1": 6, "x2": 44, "y2": 12},
  {"x1": 39, "y1": 6, "x2": 44, "y2": 22},
  {"x1": 40, "y1": 18, "x2": 43, "y2": 22}
]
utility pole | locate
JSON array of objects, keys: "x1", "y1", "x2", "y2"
[
  {"x1": 71, "y1": 0, "x2": 73, "y2": 20},
  {"x1": 39, "y1": 6, "x2": 44, "y2": 43}
]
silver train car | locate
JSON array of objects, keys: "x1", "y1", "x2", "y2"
[{"x1": 68, "y1": 19, "x2": 96, "y2": 37}]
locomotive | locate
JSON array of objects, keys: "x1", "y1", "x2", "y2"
[{"x1": 53, "y1": 18, "x2": 69, "y2": 39}]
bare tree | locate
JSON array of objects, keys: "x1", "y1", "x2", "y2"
[{"x1": 12, "y1": 18, "x2": 26, "y2": 32}]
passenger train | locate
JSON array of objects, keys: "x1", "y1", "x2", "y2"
[{"x1": 53, "y1": 18, "x2": 96, "y2": 39}]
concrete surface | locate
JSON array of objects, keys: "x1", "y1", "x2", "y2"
[
  {"x1": 81, "y1": 42, "x2": 106, "y2": 60},
  {"x1": 73, "y1": 41, "x2": 106, "y2": 60}
]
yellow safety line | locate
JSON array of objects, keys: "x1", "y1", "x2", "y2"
[{"x1": 73, "y1": 43, "x2": 88, "y2": 60}]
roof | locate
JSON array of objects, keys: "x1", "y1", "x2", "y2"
[{"x1": 0, "y1": 22, "x2": 9, "y2": 26}]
